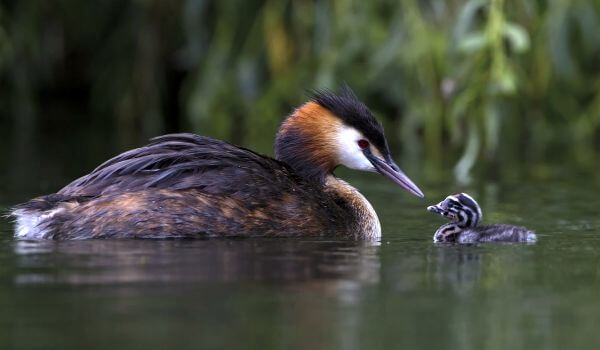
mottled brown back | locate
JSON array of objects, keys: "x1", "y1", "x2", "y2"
[{"x1": 15, "y1": 134, "x2": 358, "y2": 239}]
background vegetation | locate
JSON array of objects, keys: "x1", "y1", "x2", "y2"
[{"x1": 1, "y1": 0, "x2": 600, "y2": 183}]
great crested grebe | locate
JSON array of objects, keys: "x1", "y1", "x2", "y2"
[
  {"x1": 10, "y1": 87, "x2": 424, "y2": 240},
  {"x1": 427, "y1": 193, "x2": 536, "y2": 243}
]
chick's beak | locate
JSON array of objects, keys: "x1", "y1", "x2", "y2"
[
  {"x1": 427, "y1": 203, "x2": 454, "y2": 220},
  {"x1": 427, "y1": 205, "x2": 443, "y2": 214},
  {"x1": 364, "y1": 151, "x2": 424, "y2": 198}
]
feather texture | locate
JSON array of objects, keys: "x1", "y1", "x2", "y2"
[
  {"x1": 12, "y1": 134, "x2": 373, "y2": 239},
  {"x1": 59, "y1": 134, "x2": 296, "y2": 198}
]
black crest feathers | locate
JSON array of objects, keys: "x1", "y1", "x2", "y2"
[{"x1": 310, "y1": 86, "x2": 390, "y2": 158}]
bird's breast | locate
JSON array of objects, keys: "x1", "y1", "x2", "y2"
[{"x1": 325, "y1": 176, "x2": 381, "y2": 240}]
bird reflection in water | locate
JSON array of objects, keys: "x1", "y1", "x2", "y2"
[
  {"x1": 12, "y1": 239, "x2": 381, "y2": 288},
  {"x1": 427, "y1": 245, "x2": 482, "y2": 295}
]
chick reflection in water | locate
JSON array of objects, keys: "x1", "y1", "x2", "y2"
[{"x1": 427, "y1": 193, "x2": 537, "y2": 244}]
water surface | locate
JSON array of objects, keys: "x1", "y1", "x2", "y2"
[{"x1": 1, "y1": 133, "x2": 600, "y2": 349}]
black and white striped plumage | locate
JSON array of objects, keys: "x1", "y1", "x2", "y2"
[{"x1": 427, "y1": 193, "x2": 537, "y2": 244}]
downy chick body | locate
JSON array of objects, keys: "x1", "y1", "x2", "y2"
[{"x1": 427, "y1": 193, "x2": 536, "y2": 244}]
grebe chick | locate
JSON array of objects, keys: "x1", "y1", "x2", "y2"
[
  {"x1": 427, "y1": 193, "x2": 536, "y2": 244},
  {"x1": 11, "y1": 87, "x2": 424, "y2": 240}
]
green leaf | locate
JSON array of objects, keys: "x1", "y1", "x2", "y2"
[
  {"x1": 503, "y1": 22, "x2": 530, "y2": 53},
  {"x1": 454, "y1": 0, "x2": 487, "y2": 40},
  {"x1": 458, "y1": 32, "x2": 488, "y2": 53}
]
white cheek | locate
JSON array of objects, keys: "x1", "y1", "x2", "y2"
[{"x1": 335, "y1": 126, "x2": 375, "y2": 171}]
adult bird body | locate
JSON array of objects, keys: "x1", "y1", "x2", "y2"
[{"x1": 11, "y1": 88, "x2": 424, "y2": 240}]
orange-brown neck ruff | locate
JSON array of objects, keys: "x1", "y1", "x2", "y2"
[{"x1": 275, "y1": 102, "x2": 342, "y2": 181}]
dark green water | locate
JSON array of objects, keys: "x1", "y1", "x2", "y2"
[{"x1": 1, "y1": 132, "x2": 600, "y2": 349}]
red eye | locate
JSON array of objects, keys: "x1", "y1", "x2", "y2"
[{"x1": 357, "y1": 139, "x2": 369, "y2": 149}]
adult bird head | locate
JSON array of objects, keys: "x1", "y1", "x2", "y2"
[{"x1": 275, "y1": 86, "x2": 424, "y2": 198}]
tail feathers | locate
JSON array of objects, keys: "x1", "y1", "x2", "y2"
[
  {"x1": 525, "y1": 230, "x2": 537, "y2": 242},
  {"x1": 10, "y1": 207, "x2": 64, "y2": 239},
  {"x1": 9, "y1": 194, "x2": 88, "y2": 239}
]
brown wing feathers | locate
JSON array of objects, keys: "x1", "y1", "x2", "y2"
[{"x1": 59, "y1": 134, "x2": 293, "y2": 198}]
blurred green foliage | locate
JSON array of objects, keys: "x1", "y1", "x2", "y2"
[{"x1": 1, "y1": 0, "x2": 600, "y2": 180}]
